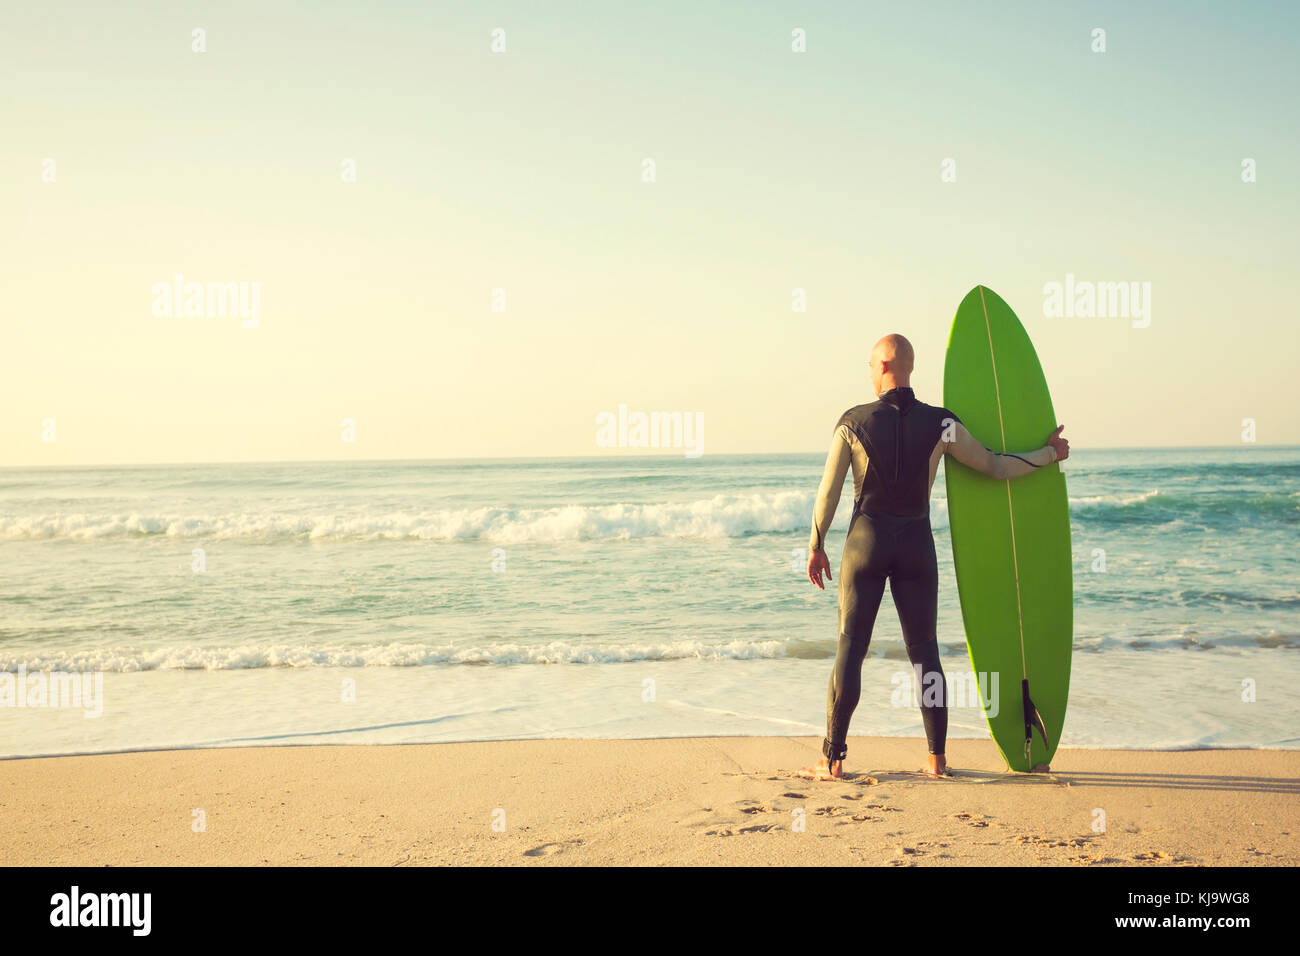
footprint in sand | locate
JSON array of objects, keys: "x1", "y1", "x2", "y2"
[
  {"x1": 953, "y1": 812, "x2": 990, "y2": 828},
  {"x1": 890, "y1": 840, "x2": 950, "y2": 858},
  {"x1": 738, "y1": 804, "x2": 774, "y2": 815},
  {"x1": 818, "y1": 807, "x2": 881, "y2": 824},
  {"x1": 705, "y1": 823, "x2": 781, "y2": 837},
  {"x1": 1132, "y1": 850, "x2": 1189, "y2": 863},
  {"x1": 523, "y1": 839, "x2": 583, "y2": 857},
  {"x1": 787, "y1": 770, "x2": 879, "y2": 785},
  {"x1": 1013, "y1": 834, "x2": 1090, "y2": 848},
  {"x1": 1243, "y1": 847, "x2": 1286, "y2": 860}
]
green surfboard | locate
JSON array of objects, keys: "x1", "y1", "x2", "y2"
[{"x1": 943, "y1": 286, "x2": 1072, "y2": 772}]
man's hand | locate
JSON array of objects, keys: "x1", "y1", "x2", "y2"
[
  {"x1": 808, "y1": 548, "x2": 832, "y2": 590},
  {"x1": 1047, "y1": 424, "x2": 1069, "y2": 462}
]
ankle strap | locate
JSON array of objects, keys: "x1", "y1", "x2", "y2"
[{"x1": 822, "y1": 738, "x2": 847, "y2": 762}]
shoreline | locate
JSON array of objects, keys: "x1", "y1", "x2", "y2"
[
  {"x1": 2, "y1": 737, "x2": 1296, "y2": 866},
  {"x1": 2, "y1": 735, "x2": 1298, "y2": 764}
]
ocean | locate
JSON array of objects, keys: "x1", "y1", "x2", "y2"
[{"x1": 1, "y1": 447, "x2": 1297, "y2": 759}]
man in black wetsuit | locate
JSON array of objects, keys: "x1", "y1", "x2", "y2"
[{"x1": 804, "y1": 334, "x2": 1068, "y2": 779}]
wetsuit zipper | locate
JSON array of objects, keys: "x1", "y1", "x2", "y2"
[{"x1": 894, "y1": 405, "x2": 902, "y2": 485}]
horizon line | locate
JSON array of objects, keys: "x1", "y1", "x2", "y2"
[{"x1": 2, "y1": 444, "x2": 1297, "y2": 470}]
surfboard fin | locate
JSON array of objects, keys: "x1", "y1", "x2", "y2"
[{"x1": 1021, "y1": 679, "x2": 1051, "y2": 763}]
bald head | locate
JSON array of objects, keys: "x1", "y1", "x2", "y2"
[{"x1": 870, "y1": 333, "x2": 915, "y2": 394}]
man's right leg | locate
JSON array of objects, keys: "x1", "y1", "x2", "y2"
[{"x1": 823, "y1": 514, "x2": 888, "y2": 767}]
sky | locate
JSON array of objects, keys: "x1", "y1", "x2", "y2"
[{"x1": 3, "y1": 0, "x2": 1298, "y2": 466}]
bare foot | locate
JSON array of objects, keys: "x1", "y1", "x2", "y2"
[
  {"x1": 920, "y1": 754, "x2": 951, "y2": 778},
  {"x1": 1030, "y1": 763, "x2": 1051, "y2": 773},
  {"x1": 796, "y1": 757, "x2": 844, "y2": 780}
]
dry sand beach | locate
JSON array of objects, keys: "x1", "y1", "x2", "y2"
[{"x1": 2, "y1": 737, "x2": 1295, "y2": 867}]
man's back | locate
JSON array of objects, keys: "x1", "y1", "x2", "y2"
[{"x1": 833, "y1": 387, "x2": 959, "y2": 519}]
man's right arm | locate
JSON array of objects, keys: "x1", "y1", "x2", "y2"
[
  {"x1": 807, "y1": 424, "x2": 851, "y2": 590},
  {"x1": 944, "y1": 421, "x2": 1068, "y2": 479},
  {"x1": 809, "y1": 424, "x2": 852, "y2": 554}
]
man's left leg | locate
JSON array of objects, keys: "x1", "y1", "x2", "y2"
[
  {"x1": 802, "y1": 513, "x2": 887, "y2": 779},
  {"x1": 889, "y1": 518, "x2": 948, "y2": 776}
]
